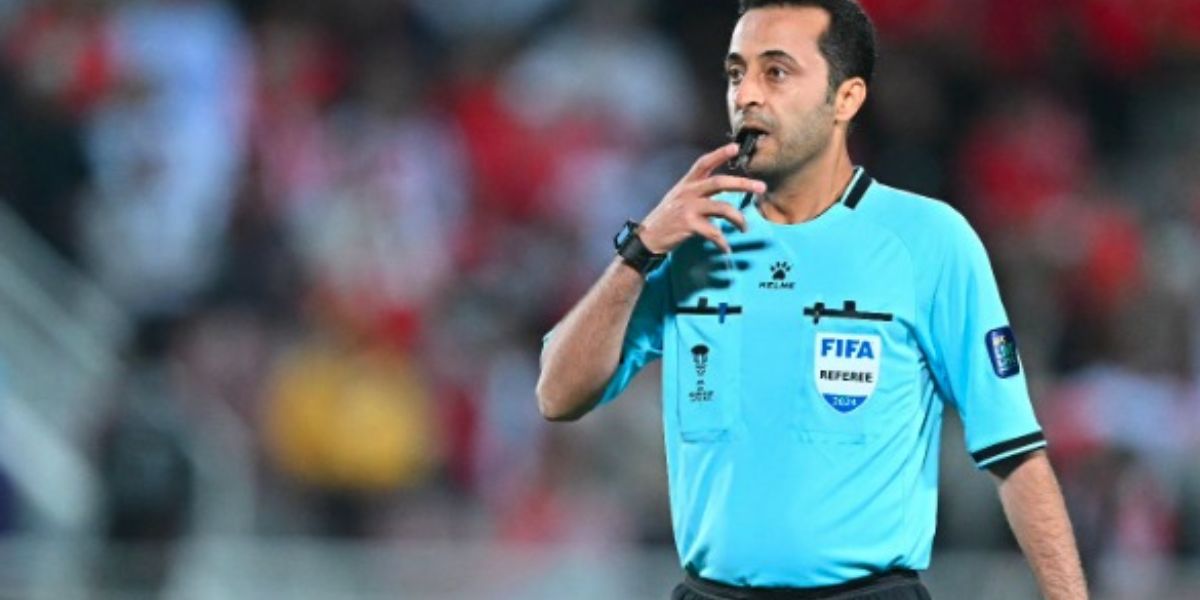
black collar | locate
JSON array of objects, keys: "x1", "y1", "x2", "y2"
[
  {"x1": 737, "y1": 168, "x2": 874, "y2": 211},
  {"x1": 841, "y1": 168, "x2": 873, "y2": 209}
]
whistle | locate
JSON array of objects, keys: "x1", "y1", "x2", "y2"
[{"x1": 730, "y1": 130, "x2": 762, "y2": 173}]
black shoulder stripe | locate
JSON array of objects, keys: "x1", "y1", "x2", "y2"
[
  {"x1": 971, "y1": 431, "x2": 1046, "y2": 465},
  {"x1": 842, "y1": 172, "x2": 874, "y2": 209}
]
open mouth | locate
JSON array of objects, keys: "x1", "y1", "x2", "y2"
[{"x1": 736, "y1": 125, "x2": 769, "y2": 141}]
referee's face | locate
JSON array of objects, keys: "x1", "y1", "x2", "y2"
[{"x1": 725, "y1": 6, "x2": 837, "y2": 179}]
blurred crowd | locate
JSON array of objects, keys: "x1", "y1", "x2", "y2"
[{"x1": 1, "y1": 0, "x2": 1200, "y2": 596}]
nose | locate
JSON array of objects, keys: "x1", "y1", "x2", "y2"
[{"x1": 731, "y1": 72, "x2": 764, "y2": 113}]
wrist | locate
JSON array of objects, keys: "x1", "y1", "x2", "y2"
[
  {"x1": 613, "y1": 220, "x2": 666, "y2": 277},
  {"x1": 637, "y1": 224, "x2": 666, "y2": 254},
  {"x1": 611, "y1": 255, "x2": 648, "y2": 280}
]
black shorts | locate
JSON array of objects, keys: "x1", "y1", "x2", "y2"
[{"x1": 671, "y1": 569, "x2": 932, "y2": 600}]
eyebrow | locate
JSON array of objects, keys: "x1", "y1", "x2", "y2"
[{"x1": 724, "y1": 49, "x2": 801, "y2": 67}]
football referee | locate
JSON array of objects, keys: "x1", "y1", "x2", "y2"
[{"x1": 537, "y1": 1, "x2": 1089, "y2": 598}]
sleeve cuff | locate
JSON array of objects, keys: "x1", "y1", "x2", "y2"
[{"x1": 971, "y1": 431, "x2": 1047, "y2": 469}]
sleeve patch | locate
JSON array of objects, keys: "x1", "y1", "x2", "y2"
[{"x1": 985, "y1": 326, "x2": 1021, "y2": 378}]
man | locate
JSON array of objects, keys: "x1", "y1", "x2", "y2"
[{"x1": 536, "y1": 1, "x2": 1089, "y2": 598}]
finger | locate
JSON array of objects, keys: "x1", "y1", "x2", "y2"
[
  {"x1": 691, "y1": 175, "x2": 767, "y2": 198},
  {"x1": 685, "y1": 143, "x2": 740, "y2": 181},
  {"x1": 693, "y1": 221, "x2": 731, "y2": 254},
  {"x1": 701, "y1": 200, "x2": 749, "y2": 233},
  {"x1": 704, "y1": 276, "x2": 734, "y2": 290},
  {"x1": 709, "y1": 259, "x2": 751, "y2": 273}
]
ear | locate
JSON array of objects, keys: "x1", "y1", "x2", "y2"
[{"x1": 833, "y1": 77, "x2": 867, "y2": 124}]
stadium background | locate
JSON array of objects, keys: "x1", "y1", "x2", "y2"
[{"x1": 0, "y1": 0, "x2": 1198, "y2": 597}]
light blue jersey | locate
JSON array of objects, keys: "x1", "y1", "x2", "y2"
[{"x1": 554, "y1": 168, "x2": 1045, "y2": 587}]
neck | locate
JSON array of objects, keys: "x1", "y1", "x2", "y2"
[{"x1": 758, "y1": 144, "x2": 855, "y2": 225}]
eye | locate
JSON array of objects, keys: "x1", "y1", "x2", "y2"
[
  {"x1": 725, "y1": 66, "x2": 745, "y2": 84},
  {"x1": 767, "y1": 66, "x2": 788, "y2": 81}
]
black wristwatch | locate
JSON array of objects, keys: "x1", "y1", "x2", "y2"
[{"x1": 613, "y1": 220, "x2": 666, "y2": 276}]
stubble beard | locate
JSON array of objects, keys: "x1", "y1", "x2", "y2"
[{"x1": 749, "y1": 102, "x2": 836, "y2": 189}]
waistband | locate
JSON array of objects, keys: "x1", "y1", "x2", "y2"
[{"x1": 683, "y1": 568, "x2": 920, "y2": 600}]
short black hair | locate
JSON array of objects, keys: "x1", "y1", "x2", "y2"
[{"x1": 738, "y1": 0, "x2": 877, "y2": 92}]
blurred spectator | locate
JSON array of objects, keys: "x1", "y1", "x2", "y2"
[
  {"x1": 285, "y1": 42, "x2": 468, "y2": 349},
  {"x1": 250, "y1": 15, "x2": 346, "y2": 214},
  {"x1": 502, "y1": 0, "x2": 698, "y2": 144},
  {"x1": 79, "y1": 0, "x2": 252, "y2": 316},
  {"x1": 263, "y1": 325, "x2": 439, "y2": 537},
  {"x1": 95, "y1": 324, "x2": 197, "y2": 594}
]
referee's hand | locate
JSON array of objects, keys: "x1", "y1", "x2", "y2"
[{"x1": 640, "y1": 143, "x2": 765, "y2": 255}]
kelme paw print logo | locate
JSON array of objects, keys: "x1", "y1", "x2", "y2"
[{"x1": 759, "y1": 260, "x2": 796, "y2": 290}]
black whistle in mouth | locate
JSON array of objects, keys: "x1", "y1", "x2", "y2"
[{"x1": 729, "y1": 130, "x2": 761, "y2": 173}]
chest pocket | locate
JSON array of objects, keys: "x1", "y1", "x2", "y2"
[
  {"x1": 796, "y1": 300, "x2": 901, "y2": 446},
  {"x1": 674, "y1": 297, "x2": 742, "y2": 443}
]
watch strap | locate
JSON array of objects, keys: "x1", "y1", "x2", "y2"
[{"x1": 614, "y1": 221, "x2": 665, "y2": 276}]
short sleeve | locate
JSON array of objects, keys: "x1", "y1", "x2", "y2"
[
  {"x1": 541, "y1": 259, "x2": 669, "y2": 407},
  {"x1": 924, "y1": 214, "x2": 1046, "y2": 469}
]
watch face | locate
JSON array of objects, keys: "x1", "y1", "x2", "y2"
[{"x1": 614, "y1": 221, "x2": 637, "y2": 249}]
